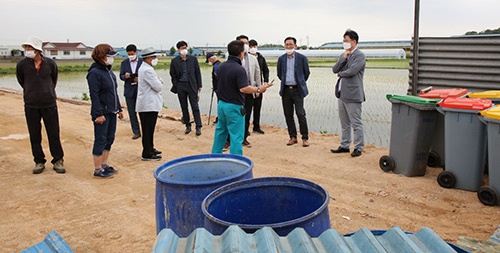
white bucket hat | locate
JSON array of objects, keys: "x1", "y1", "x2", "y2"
[
  {"x1": 22, "y1": 36, "x2": 43, "y2": 51},
  {"x1": 141, "y1": 47, "x2": 160, "y2": 58}
]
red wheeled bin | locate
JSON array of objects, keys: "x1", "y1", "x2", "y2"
[
  {"x1": 436, "y1": 98, "x2": 493, "y2": 191},
  {"x1": 419, "y1": 87, "x2": 468, "y2": 167}
]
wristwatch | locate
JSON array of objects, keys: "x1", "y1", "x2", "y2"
[{"x1": 257, "y1": 87, "x2": 261, "y2": 93}]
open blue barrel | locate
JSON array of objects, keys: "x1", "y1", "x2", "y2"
[
  {"x1": 154, "y1": 154, "x2": 253, "y2": 237},
  {"x1": 201, "y1": 177, "x2": 331, "y2": 237}
]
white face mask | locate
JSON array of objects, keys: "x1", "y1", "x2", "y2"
[
  {"x1": 244, "y1": 44, "x2": 249, "y2": 53},
  {"x1": 151, "y1": 58, "x2": 158, "y2": 66},
  {"x1": 105, "y1": 56, "x2": 114, "y2": 66},
  {"x1": 343, "y1": 42, "x2": 352, "y2": 50},
  {"x1": 180, "y1": 49, "x2": 188, "y2": 56},
  {"x1": 249, "y1": 47, "x2": 258, "y2": 54},
  {"x1": 285, "y1": 48, "x2": 295, "y2": 55},
  {"x1": 25, "y1": 50, "x2": 36, "y2": 58},
  {"x1": 208, "y1": 61, "x2": 213, "y2": 66},
  {"x1": 128, "y1": 54, "x2": 137, "y2": 61}
]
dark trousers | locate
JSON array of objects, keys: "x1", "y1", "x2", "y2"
[
  {"x1": 253, "y1": 93, "x2": 263, "y2": 130},
  {"x1": 244, "y1": 94, "x2": 254, "y2": 139},
  {"x1": 92, "y1": 113, "x2": 117, "y2": 156},
  {"x1": 282, "y1": 87, "x2": 308, "y2": 140},
  {"x1": 139, "y1": 111, "x2": 158, "y2": 157},
  {"x1": 125, "y1": 96, "x2": 140, "y2": 135},
  {"x1": 25, "y1": 106, "x2": 64, "y2": 164},
  {"x1": 177, "y1": 83, "x2": 202, "y2": 128}
]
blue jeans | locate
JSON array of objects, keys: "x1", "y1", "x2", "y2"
[
  {"x1": 92, "y1": 113, "x2": 117, "y2": 156},
  {"x1": 212, "y1": 101, "x2": 245, "y2": 155}
]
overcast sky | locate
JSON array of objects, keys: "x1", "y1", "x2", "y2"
[{"x1": 1, "y1": 0, "x2": 498, "y2": 49}]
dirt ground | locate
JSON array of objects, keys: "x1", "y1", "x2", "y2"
[{"x1": 0, "y1": 89, "x2": 499, "y2": 252}]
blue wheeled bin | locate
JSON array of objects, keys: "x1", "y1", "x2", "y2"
[
  {"x1": 478, "y1": 106, "x2": 500, "y2": 206},
  {"x1": 380, "y1": 94, "x2": 440, "y2": 177},
  {"x1": 419, "y1": 87, "x2": 468, "y2": 167},
  {"x1": 436, "y1": 98, "x2": 493, "y2": 191}
]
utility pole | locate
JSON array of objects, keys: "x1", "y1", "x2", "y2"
[{"x1": 412, "y1": 0, "x2": 420, "y2": 95}]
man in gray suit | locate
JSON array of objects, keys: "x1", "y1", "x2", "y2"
[{"x1": 331, "y1": 29, "x2": 366, "y2": 157}]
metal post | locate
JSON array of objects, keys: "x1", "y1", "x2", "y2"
[{"x1": 412, "y1": 0, "x2": 420, "y2": 95}]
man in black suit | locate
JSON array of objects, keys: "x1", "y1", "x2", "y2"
[
  {"x1": 170, "y1": 41, "x2": 203, "y2": 136},
  {"x1": 120, "y1": 44, "x2": 143, "y2": 140}
]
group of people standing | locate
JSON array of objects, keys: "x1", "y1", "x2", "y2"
[{"x1": 15, "y1": 29, "x2": 366, "y2": 179}]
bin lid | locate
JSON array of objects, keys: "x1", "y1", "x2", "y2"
[
  {"x1": 438, "y1": 97, "x2": 493, "y2": 110},
  {"x1": 419, "y1": 88, "x2": 468, "y2": 99},
  {"x1": 467, "y1": 90, "x2": 500, "y2": 99},
  {"x1": 480, "y1": 106, "x2": 500, "y2": 120},
  {"x1": 386, "y1": 94, "x2": 440, "y2": 105}
]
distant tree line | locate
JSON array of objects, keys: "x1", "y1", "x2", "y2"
[{"x1": 465, "y1": 27, "x2": 500, "y2": 35}]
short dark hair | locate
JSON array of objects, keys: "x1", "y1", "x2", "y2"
[
  {"x1": 176, "y1": 41, "x2": 188, "y2": 49},
  {"x1": 344, "y1": 29, "x2": 359, "y2": 43},
  {"x1": 236, "y1": 35, "x2": 249, "y2": 41},
  {"x1": 249, "y1": 39, "x2": 258, "y2": 47},
  {"x1": 284, "y1": 36, "x2": 296, "y2": 44},
  {"x1": 227, "y1": 40, "x2": 244, "y2": 57},
  {"x1": 126, "y1": 44, "x2": 137, "y2": 52}
]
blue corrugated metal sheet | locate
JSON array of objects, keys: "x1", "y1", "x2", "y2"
[
  {"x1": 20, "y1": 231, "x2": 73, "y2": 253},
  {"x1": 152, "y1": 225, "x2": 469, "y2": 253}
]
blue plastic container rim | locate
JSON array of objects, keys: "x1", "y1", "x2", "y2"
[
  {"x1": 154, "y1": 154, "x2": 254, "y2": 186},
  {"x1": 201, "y1": 177, "x2": 330, "y2": 230}
]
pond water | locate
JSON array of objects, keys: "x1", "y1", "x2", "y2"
[{"x1": 0, "y1": 66, "x2": 408, "y2": 148}]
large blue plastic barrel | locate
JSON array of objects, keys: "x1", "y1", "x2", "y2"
[
  {"x1": 154, "y1": 154, "x2": 253, "y2": 237},
  {"x1": 201, "y1": 177, "x2": 331, "y2": 237}
]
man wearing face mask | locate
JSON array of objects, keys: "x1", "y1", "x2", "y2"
[
  {"x1": 277, "y1": 36, "x2": 310, "y2": 147},
  {"x1": 331, "y1": 29, "x2": 366, "y2": 157},
  {"x1": 236, "y1": 35, "x2": 261, "y2": 147},
  {"x1": 248, "y1": 39, "x2": 269, "y2": 135},
  {"x1": 169, "y1": 41, "x2": 203, "y2": 136},
  {"x1": 211, "y1": 40, "x2": 269, "y2": 155},
  {"x1": 16, "y1": 36, "x2": 66, "y2": 174},
  {"x1": 120, "y1": 44, "x2": 143, "y2": 140},
  {"x1": 136, "y1": 47, "x2": 163, "y2": 161}
]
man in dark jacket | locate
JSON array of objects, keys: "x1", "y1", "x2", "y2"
[
  {"x1": 169, "y1": 41, "x2": 203, "y2": 136},
  {"x1": 277, "y1": 36, "x2": 311, "y2": 147},
  {"x1": 120, "y1": 44, "x2": 143, "y2": 140},
  {"x1": 16, "y1": 36, "x2": 65, "y2": 174},
  {"x1": 248, "y1": 39, "x2": 270, "y2": 134}
]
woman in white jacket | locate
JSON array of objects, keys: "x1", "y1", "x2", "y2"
[{"x1": 136, "y1": 47, "x2": 163, "y2": 161}]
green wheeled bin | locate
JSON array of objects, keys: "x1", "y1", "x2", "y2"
[
  {"x1": 478, "y1": 106, "x2": 500, "y2": 206},
  {"x1": 419, "y1": 87, "x2": 468, "y2": 167},
  {"x1": 436, "y1": 98, "x2": 493, "y2": 191},
  {"x1": 379, "y1": 94, "x2": 440, "y2": 177}
]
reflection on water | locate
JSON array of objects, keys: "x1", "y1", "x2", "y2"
[{"x1": 0, "y1": 67, "x2": 408, "y2": 148}]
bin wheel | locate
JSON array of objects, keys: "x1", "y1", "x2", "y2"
[
  {"x1": 379, "y1": 156, "x2": 395, "y2": 172},
  {"x1": 427, "y1": 150, "x2": 441, "y2": 168},
  {"x1": 437, "y1": 171, "x2": 456, "y2": 188},
  {"x1": 478, "y1": 186, "x2": 498, "y2": 206}
]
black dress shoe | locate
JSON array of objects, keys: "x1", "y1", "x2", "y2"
[
  {"x1": 331, "y1": 146, "x2": 350, "y2": 153},
  {"x1": 184, "y1": 126, "x2": 191, "y2": 134},
  {"x1": 351, "y1": 149, "x2": 362, "y2": 157},
  {"x1": 253, "y1": 128, "x2": 265, "y2": 134},
  {"x1": 132, "y1": 133, "x2": 141, "y2": 140},
  {"x1": 195, "y1": 127, "x2": 201, "y2": 136}
]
